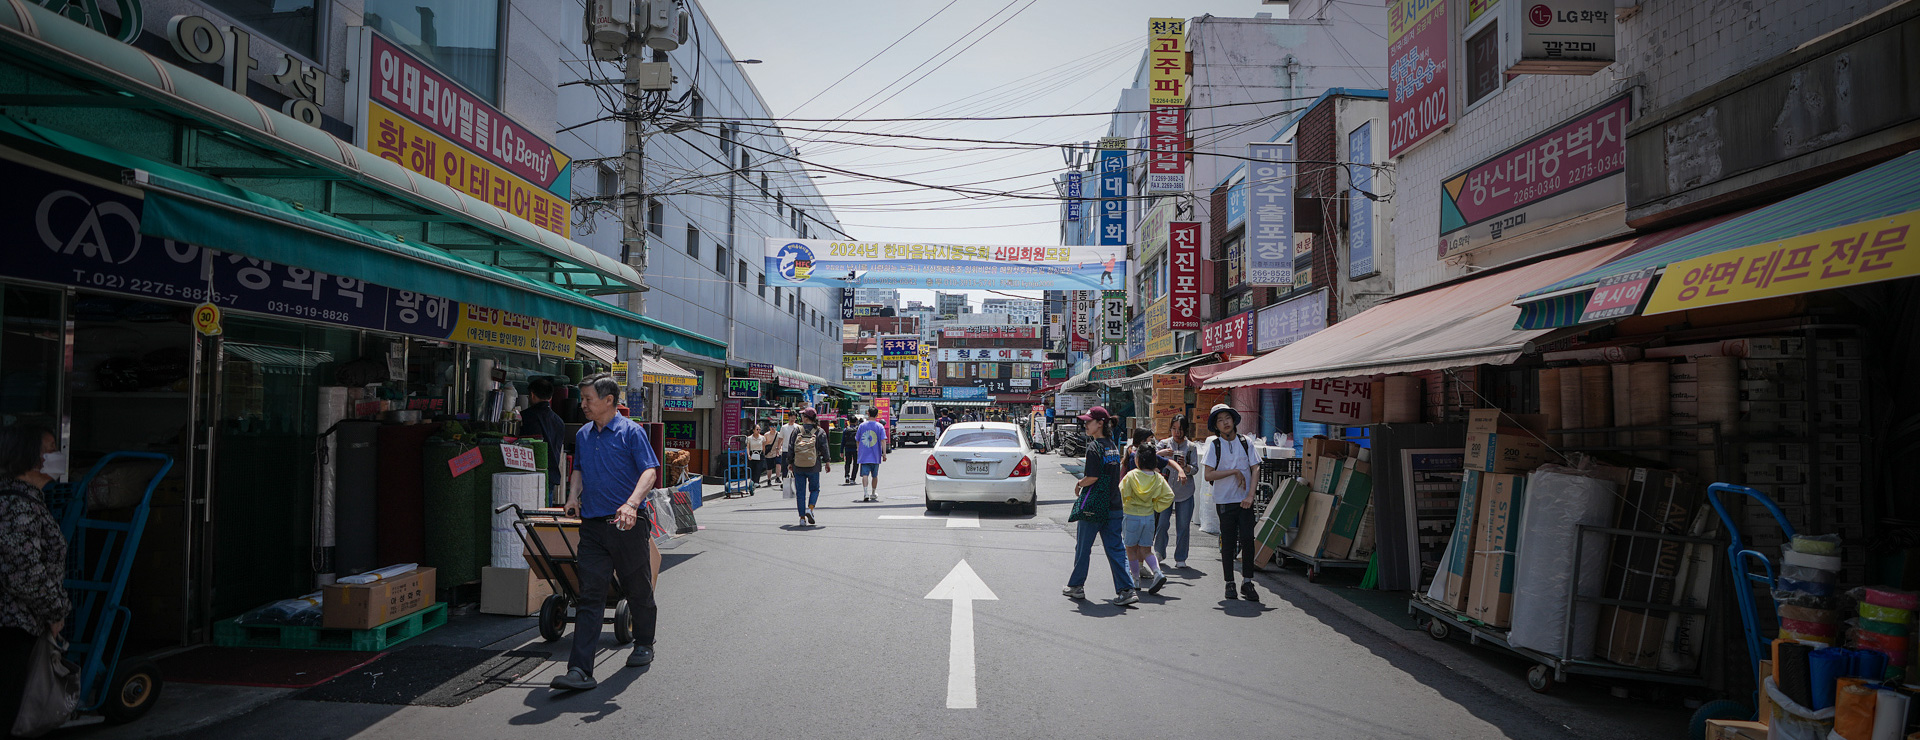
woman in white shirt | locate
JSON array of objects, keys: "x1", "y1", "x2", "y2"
[{"x1": 1201, "y1": 403, "x2": 1260, "y2": 603}]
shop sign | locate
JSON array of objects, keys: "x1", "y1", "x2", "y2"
[
  {"x1": 1168, "y1": 221, "x2": 1202, "y2": 330},
  {"x1": 1388, "y1": 0, "x2": 1449, "y2": 156},
  {"x1": 843, "y1": 354, "x2": 878, "y2": 380},
  {"x1": 611, "y1": 362, "x2": 629, "y2": 386},
  {"x1": 1509, "y1": 0, "x2": 1616, "y2": 74},
  {"x1": 936, "y1": 348, "x2": 1045, "y2": 362},
  {"x1": 1147, "y1": 105, "x2": 1187, "y2": 195},
  {"x1": 1643, "y1": 210, "x2": 1920, "y2": 316},
  {"x1": 1098, "y1": 145, "x2": 1129, "y2": 249},
  {"x1": 349, "y1": 29, "x2": 573, "y2": 237},
  {"x1": 723, "y1": 400, "x2": 743, "y2": 438},
  {"x1": 1126, "y1": 313, "x2": 1146, "y2": 360},
  {"x1": 1255, "y1": 289, "x2": 1328, "y2": 352},
  {"x1": 847, "y1": 380, "x2": 877, "y2": 393},
  {"x1": 908, "y1": 385, "x2": 943, "y2": 398},
  {"x1": 1090, "y1": 362, "x2": 1133, "y2": 382},
  {"x1": 1439, "y1": 95, "x2": 1630, "y2": 259},
  {"x1": 162, "y1": 13, "x2": 328, "y2": 126},
  {"x1": 1070, "y1": 291, "x2": 1092, "y2": 352},
  {"x1": 1578, "y1": 266, "x2": 1657, "y2": 323},
  {"x1": 501, "y1": 444, "x2": 538, "y2": 471},
  {"x1": 944, "y1": 387, "x2": 988, "y2": 400},
  {"x1": 1147, "y1": 18, "x2": 1187, "y2": 106},
  {"x1": 1137, "y1": 200, "x2": 1173, "y2": 261},
  {"x1": 764, "y1": 238, "x2": 1124, "y2": 291},
  {"x1": 1225, "y1": 173, "x2": 1248, "y2": 230},
  {"x1": 941, "y1": 326, "x2": 1038, "y2": 339},
  {"x1": 193, "y1": 302, "x2": 223, "y2": 336},
  {"x1": 1100, "y1": 290, "x2": 1127, "y2": 345},
  {"x1": 1144, "y1": 298, "x2": 1175, "y2": 357},
  {"x1": 879, "y1": 335, "x2": 919, "y2": 359},
  {"x1": 1201, "y1": 311, "x2": 1254, "y2": 356},
  {"x1": 1300, "y1": 378, "x2": 1374, "y2": 425},
  {"x1": 663, "y1": 420, "x2": 698, "y2": 450},
  {"x1": 727, "y1": 378, "x2": 761, "y2": 399},
  {"x1": 748, "y1": 362, "x2": 775, "y2": 380},
  {"x1": 33, "y1": 0, "x2": 143, "y2": 43},
  {"x1": 662, "y1": 382, "x2": 695, "y2": 409},
  {"x1": 1349, "y1": 123, "x2": 1378, "y2": 279},
  {"x1": 1246, "y1": 143, "x2": 1294, "y2": 286},
  {"x1": 918, "y1": 344, "x2": 934, "y2": 381},
  {"x1": 879, "y1": 380, "x2": 905, "y2": 394},
  {"x1": 1055, "y1": 392, "x2": 1098, "y2": 415},
  {"x1": 840, "y1": 289, "x2": 856, "y2": 320},
  {"x1": 447, "y1": 447, "x2": 484, "y2": 477},
  {"x1": 1065, "y1": 171, "x2": 1084, "y2": 221}
]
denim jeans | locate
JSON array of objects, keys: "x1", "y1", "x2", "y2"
[
  {"x1": 1068, "y1": 516, "x2": 1134, "y2": 594},
  {"x1": 793, "y1": 470, "x2": 821, "y2": 517},
  {"x1": 1153, "y1": 496, "x2": 1195, "y2": 562}
]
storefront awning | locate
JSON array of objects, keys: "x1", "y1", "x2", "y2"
[
  {"x1": 1205, "y1": 242, "x2": 1637, "y2": 389},
  {"x1": 578, "y1": 340, "x2": 617, "y2": 366},
  {"x1": 1514, "y1": 150, "x2": 1920, "y2": 329},
  {"x1": 1116, "y1": 354, "x2": 1218, "y2": 390},
  {"x1": 1057, "y1": 368, "x2": 1094, "y2": 392},
  {"x1": 640, "y1": 356, "x2": 699, "y2": 386},
  {"x1": 1186, "y1": 357, "x2": 1256, "y2": 388}
]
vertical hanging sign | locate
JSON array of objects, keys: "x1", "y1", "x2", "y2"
[
  {"x1": 1348, "y1": 122, "x2": 1377, "y2": 279},
  {"x1": 1388, "y1": 0, "x2": 1450, "y2": 156},
  {"x1": 1098, "y1": 139, "x2": 1129, "y2": 250},
  {"x1": 1147, "y1": 18, "x2": 1188, "y2": 106},
  {"x1": 1070, "y1": 291, "x2": 1093, "y2": 352},
  {"x1": 1065, "y1": 171, "x2": 1084, "y2": 222},
  {"x1": 1168, "y1": 221, "x2": 1202, "y2": 330},
  {"x1": 1246, "y1": 143, "x2": 1295, "y2": 287},
  {"x1": 1100, "y1": 290, "x2": 1127, "y2": 344},
  {"x1": 1145, "y1": 16, "x2": 1188, "y2": 198}
]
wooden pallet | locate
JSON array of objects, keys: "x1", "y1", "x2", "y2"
[{"x1": 213, "y1": 602, "x2": 448, "y2": 652}]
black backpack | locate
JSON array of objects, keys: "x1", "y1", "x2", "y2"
[{"x1": 1211, "y1": 435, "x2": 1252, "y2": 467}]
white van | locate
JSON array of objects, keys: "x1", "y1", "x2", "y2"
[{"x1": 896, "y1": 402, "x2": 938, "y2": 447}]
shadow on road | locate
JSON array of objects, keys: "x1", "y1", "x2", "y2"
[
  {"x1": 1071, "y1": 601, "x2": 1131, "y2": 618},
  {"x1": 508, "y1": 664, "x2": 650, "y2": 726}
]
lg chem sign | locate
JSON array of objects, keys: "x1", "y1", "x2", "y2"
[{"x1": 34, "y1": 0, "x2": 144, "y2": 43}]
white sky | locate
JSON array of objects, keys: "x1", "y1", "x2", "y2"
[{"x1": 701, "y1": 0, "x2": 1284, "y2": 309}]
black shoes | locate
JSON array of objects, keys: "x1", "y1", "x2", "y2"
[
  {"x1": 626, "y1": 645, "x2": 654, "y2": 667},
  {"x1": 1225, "y1": 583, "x2": 1238, "y2": 600},
  {"x1": 1241, "y1": 581, "x2": 1261, "y2": 602},
  {"x1": 550, "y1": 668, "x2": 597, "y2": 691}
]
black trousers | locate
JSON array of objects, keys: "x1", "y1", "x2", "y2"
[
  {"x1": 568, "y1": 518, "x2": 658, "y2": 676},
  {"x1": 1217, "y1": 503, "x2": 1258, "y2": 582},
  {"x1": 1, "y1": 626, "x2": 36, "y2": 738}
]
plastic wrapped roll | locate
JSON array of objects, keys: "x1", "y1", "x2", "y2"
[{"x1": 490, "y1": 472, "x2": 545, "y2": 568}]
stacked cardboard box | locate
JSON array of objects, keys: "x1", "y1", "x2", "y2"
[
  {"x1": 1149, "y1": 375, "x2": 1186, "y2": 438},
  {"x1": 1733, "y1": 336, "x2": 1868, "y2": 581},
  {"x1": 1463, "y1": 409, "x2": 1555, "y2": 473},
  {"x1": 1441, "y1": 471, "x2": 1484, "y2": 611},
  {"x1": 1285, "y1": 437, "x2": 1373, "y2": 563},
  {"x1": 1465, "y1": 473, "x2": 1527, "y2": 627},
  {"x1": 1253, "y1": 477, "x2": 1311, "y2": 567}
]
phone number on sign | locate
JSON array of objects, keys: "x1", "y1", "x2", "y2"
[
  {"x1": 265, "y1": 301, "x2": 353, "y2": 323},
  {"x1": 69, "y1": 270, "x2": 224, "y2": 303}
]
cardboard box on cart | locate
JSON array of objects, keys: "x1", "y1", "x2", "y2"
[
  {"x1": 1441, "y1": 471, "x2": 1484, "y2": 611},
  {"x1": 1465, "y1": 473, "x2": 1527, "y2": 627},
  {"x1": 481, "y1": 566, "x2": 555, "y2": 616},
  {"x1": 323, "y1": 567, "x2": 437, "y2": 630}
]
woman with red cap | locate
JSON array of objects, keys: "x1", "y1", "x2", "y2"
[{"x1": 1062, "y1": 407, "x2": 1138, "y2": 605}]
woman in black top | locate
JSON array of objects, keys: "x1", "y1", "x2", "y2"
[
  {"x1": 1062, "y1": 407, "x2": 1139, "y2": 605},
  {"x1": 0, "y1": 424, "x2": 69, "y2": 735}
]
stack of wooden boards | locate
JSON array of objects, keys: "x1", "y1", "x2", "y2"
[{"x1": 1252, "y1": 437, "x2": 1377, "y2": 568}]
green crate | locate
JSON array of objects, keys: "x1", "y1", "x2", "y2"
[{"x1": 214, "y1": 602, "x2": 448, "y2": 652}]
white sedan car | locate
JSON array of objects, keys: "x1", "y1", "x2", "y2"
[{"x1": 924, "y1": 422, "x2": 1038, "y2": 515}]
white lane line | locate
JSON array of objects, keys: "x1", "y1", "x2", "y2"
[
  {"x1": 878, "y1": 514, "x2": 944, "y2": 520},
  {"x1": 924, "y1": 560, "x2": 997, "y2": 709},
  {"x1": 946, "y1": 511, "x2": 979, "y2": 528}
]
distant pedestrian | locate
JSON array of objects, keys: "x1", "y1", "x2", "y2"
[
  {"x1": 748, "y1": 420, "x2": 773, "y2": 486},
  {"x1": 1154, "y1": 415, "x2": 1199, "y2": 569},
  {"x1": 1201, "y1": 403, "x2": 1261, "y2": 603},
  {"x1": 1122, "y1": 427, "x2": 1154, "y2": 476},
  {"x1": 841, "y1": 416, "x2": 861, "y2": 486},
  {"x1": 552, "y1": 374, "x2": 660, "y2": 691},
  {"x1": 522, "y1": 376, "x2": 569, "y2": 504},
  {"x1": 1062, "y1": 407, "x2": 1136, "y2": 605},
  {"x1": 1120, "y1": 447, "x2": 1174, "y2": 596},
  {"x1": 785, "y1": 408, "x2": 832, "y2": 526},
  {"x1": 855, "y1": 411, "x2": 888, "y2": 502}
]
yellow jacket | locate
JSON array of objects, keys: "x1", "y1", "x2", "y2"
[{"x1": 1119, "y1": 469, "x2": 1174, "y2": 517}]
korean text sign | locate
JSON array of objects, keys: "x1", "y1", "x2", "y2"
[
  {"x1": 1301, "y1": 378, "x2": 1374, "y2": 425},
  {"x1": 1148, "y1": 18, "x2": 1187, "y2": 106},
  {"x1": 1246, "y1": 143, "x2": 1295, "y2": 286},
  {"x1": 1147, "y1": 105, "x2": 1186, "y2": 195},
  {"x1": 879, "y1": 335, "x2": 920, "y2": 359},
  {"x1": 1100, "y1": 290, "x2": 1127, "y2": 345},
  {"x1": 1065, "y1": 172, "x2": 1084, "y2": 221},
  {"x1": 1255, "y1": 289, "x2": 1328, "y2": 352},
  {"x1": 1099, "y1": 147, "x2": 1130, "y2": 249},
  {"x1": 1071, "y1": 291, "x2": 1092, "y2": 352},
  {"x1": 1438, "y1": 95, "x2": 1630, "y2": 258},
  {"x1": 1388, "y1": 0, "x2": 1449, "y2": 156},
  {"x1": 353, "y1": 29, "x2": 572, "y2": 236},
  {"x1": 1643, "y1": 210, "x2": 1920, "y2": 316},
  {"x1": 1168, "y1": 221, "x2": 1202, "y2": 330},
  {"x1": 763, "y1": 238, "x2": 1125, "y2": 292},
  {"x1": 1349, "y1": 123, "x2": 1377, "y2": 279},
  {"x1": 1201, "y1": 311, "x2": 1254, "y2": 356},
  {"x1": 1144, "y1": 298, "x2": 1175, "y2": 357}
]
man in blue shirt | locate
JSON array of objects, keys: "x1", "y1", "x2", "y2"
[
  {"x1": 855, "y1": 410, "x2": 888, "y2": 503},
  {"x1": 551, "y1": 373, "x2": 661, "y2": 692}
]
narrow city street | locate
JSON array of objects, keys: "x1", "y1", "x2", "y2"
[{"x1": 155, "y1": 449, "x2": 1683, "y2": 740}]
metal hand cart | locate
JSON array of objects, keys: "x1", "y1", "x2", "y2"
[
  {"x1": 723, "y1": 435, "x2": 756, "y2": 498},
  {"x1": 44, "y1": 451, "x2": 175, "y2": 724},
  {"x1": 1705, "y1": 482, "x2": 1796, "y2": 719},
  {"x1": 494, "y1": 503, "x2": 635, "y2": 645}
]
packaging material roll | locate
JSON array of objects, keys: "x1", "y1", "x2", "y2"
[
  {"x1": 491, "y1": 472, "x2": 545, "y2": 568},
  {"x1": 1784, "y1": 548, "x2": 1845, "y2": 572},
  {"x1": 471, "y1": 358, "x2": 496, "y2": 417},
  {"x1": 423, "y1": 440, "x2": 481, "y2": 586},
  {"x1": 1776, "y1": 640, "x2": 1816, "y2": 708},
  {"x1": 315, "y1": 387, "x2": 351, "y2": 556},
  {"x1": 1835, "y1": 677, "x2": 1876, "y2": 738},
  {"x1": 1794, "y1": 535, "x2": 1842, "y2": 555},
  {"x1": 1508, "y1": 466, "x2": 1618, "y2": 659},
  {"x1": 1810, "y1": 648, "x2": 1851, "y2": 710},
  {"x1": 1628, "y1": 362, "x2": 1670, "y2": 461},
  {"x1": 1865, "y1": 587, "x2": 1920, "y2": 610},
  {"x1": 1383, "y1": 376, "x2": 1420, "y2": 423},
  {"x1": 1538, "y1": 368, "x2": 1563, "y2": 446},
  {"x1": 1872, "y1": 689, "x2": 1907, "y2": 740},
  {"x1": 1854, "y1": 649, "x2": 1887, "y2": 681},
  {"x1": 333, "y1": 420, "x2": 382, "y2": 576},
  {"x1": 1558, "y1": 369, "x2": 1585, "y2": 443},
  {"x1": 1579, "y1": 365, "x2": 1612, "y2": 447}
]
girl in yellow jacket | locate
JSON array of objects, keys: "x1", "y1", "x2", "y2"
[{"x1": 1119, "y1": 449, "x2": 1175, "y2": 597}]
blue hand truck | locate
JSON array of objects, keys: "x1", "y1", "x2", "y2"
[
  {"x1": 1702, "y1": 482, "x2": 1799, "y2": 725},
  {"x1": 722, "y1": 435, "x2": 756, "y2": 498},
  {"x1": 46, "y1": 451, "x2": 175, "y2": 725}
]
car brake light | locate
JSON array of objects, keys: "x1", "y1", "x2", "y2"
[
  {"x1": 1011, "y1": 456, "x2": 1032, "y2": 477},
  {"x1": 926, "y1": 456, "x2": 948, "y2": 476}
]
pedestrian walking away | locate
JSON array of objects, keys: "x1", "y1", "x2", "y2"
[
  {"x1": 841, "y1": 416, "x2": 861, "y2": 486},
  {"x1": 522, "y1": 376, "x2": 569, "y2": 504},
  {"x1": 1119, "y1": 447, "x2": 1175, "y2": 596},
  {"x1": 1154, "y1": 415, "x2": 1199, "y2": 569},
  {"x1": 551, "y1": 374, "x2": 661, "y2": 692},
  {"x1": 0, "y1": 424, "x2": 71, "y2": 733},
  {"x1": 785, "y1": 408, "x2": 832, "y2": 525},
  {"x1": 1062, "y1": 406, "x2": 1137, "y2": 605},
  {"x1": 1201, "y1": 403, "x2": 1261, "y2": 603},
  {"x1": 855, "y1": 410, "x2": 888, "y2": 502}
]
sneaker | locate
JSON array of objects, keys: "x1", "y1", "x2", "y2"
[
  {"x1": 804, "y1": 511, "x2": 816, "y2": 525},
  {"x1": 1061, "y1": 585, "x2": 1085, "y2": 600},
  {"x1": 1173, "y1": 561, "x2": 1187, "y2": 569},
  {"x1": 1112, "y1": 589, "x2": 1140, "y2": 606},
  {"x1": 549, "y1": 668, "x2": 597, "y2": 691},
  {"x1": 1224, "y1": 583, "x2": 1239, "y2": 600},
  {"x1": 626, "y1": 645, "x2": 654, "y2": 667},
  {"x1": 1241, "y1": 581, "x2": 1261, "y2": 603},
  {"x1": 1147, "y1": 571, "x2": 1169, "y2": 595}
]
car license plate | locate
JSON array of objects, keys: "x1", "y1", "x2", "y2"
[{"x1": 965, "y1": 462, "x2": 991, "y2": 475}]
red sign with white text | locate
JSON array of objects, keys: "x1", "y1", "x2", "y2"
[
  {"x1": 366, "y1": 33, "x2": 568, "y2": 191},
  {"x1": 1200, "y1": 311, "x2": 1254, "y2": 356},
  {"x1": 1168, "y1": 221, "x2": 1202, "y2": 331},
  {"x1": 1146, "y1": 105, "x2": 1187, "y2": 194},
  {"x1": 1301, "y1": 378, "x2": 1375, "y2": 426},
  {"x1": 1388, "y1": 0, "x2": 1449, "y2": 156}
]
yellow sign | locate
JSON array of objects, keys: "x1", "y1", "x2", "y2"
[
  {"x1": 193, "y1": 302, "x2": 222, "y2": 336},
  {"x1": 1148, "y1": 18, "x2": 1187, "y2": 106},
  {"x1": 611, "y1": 362, "x2": 629, "y2": 385},
  {"x1": 1145, "y1": 298, "x2": 1175, "y2": 357},
  {"x1": 918, "y1": 345, "x2": 934, "y2": 382},
  {"x1": 538, "y1": 320, "x2": 576, "y2": 357},
  {"x1": 1643, "y1": 210, "x2": 1920, "y2": 316},
  {"x1": 847, "y1": 380, "x2": 877, "y2": 393},
  {"x1": 880, "y1": 380, "x2": 904, "y2": 394},
  {"x1": 452, "y1": 303, "x2": 538, "y2": 353},
  {"x1": 365, "y1": 102, "x2": 573, "y2": 237}
]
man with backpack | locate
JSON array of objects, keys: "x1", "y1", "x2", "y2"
[
  {"x1": 854, "y1": 410, "x2": 888, "y2": 503},
  {"x1": 1201, "y1": 403, "x2": 1262, "y2": 603},
  {"x1": 786, "y1": 408, "x2": 832, "y2": 526}
]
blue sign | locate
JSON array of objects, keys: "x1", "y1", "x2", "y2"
[
  {"x1": 879, "y1": 336, "x2": 919, "y2": 359},
  {"x1": 1225, "y1": 176, "x2": 1247, "y2": 229},
  {"x1": 1246, "y1": 143, "x2": 1294, "y2": 286},
  {"x1": 1065, "y1": 171, "x2": 1084, "y2": 221},
  {"x1": 1125, "y1": 313, "x2": 1146, "y2": 360},
  {"x1": 1255, "y1": 289, "x2": 1327, "y2": 352},
  {"x1": 1098, "y1": 149, "x2": 1128, "y2": 247},
  {"x1": 1348, "y1": 123, "x2": 1376, "y2": 279},
  {"x1": 943, "y1": 386, "x2": 988, "y2": 400},
  {"x1": 663, "y1": 381, "x2": 695, "y2": 409}
]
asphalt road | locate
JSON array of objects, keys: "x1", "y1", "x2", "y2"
[{"x1": 188, "y1": 446, "x2": 1668, "y2": 740}]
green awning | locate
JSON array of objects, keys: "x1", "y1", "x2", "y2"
[
  {"x1": 1514, "y1": 151, "x2": 1920, "y2": 329},
  {"x1": 0, "y1": 116, "x2": 723, "y2": 359}
]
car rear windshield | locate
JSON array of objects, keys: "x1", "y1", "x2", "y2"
[{"x1": 941, "y1": 430, "x2": 1021, "y2": 448}]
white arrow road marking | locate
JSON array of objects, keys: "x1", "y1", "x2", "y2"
[
  {"x1": 946, "y1": 511, "x2": 979, "y2": 528},
  {"x1": 924, "y1": 560, "x2": 997, "y2": 709}
]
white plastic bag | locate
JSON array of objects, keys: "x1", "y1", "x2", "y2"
[
  {"x1": 1507, "y1": 466, "x2": 1618, "y2": 659},
  {"x1": 781, "y1": 477, "x2": 795, "y2": 499},
  {"x1": 1762, "y1": 676, "x2": 1834, "y2": 740}
]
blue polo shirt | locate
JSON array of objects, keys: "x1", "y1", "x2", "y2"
[{"x1": 573, "y1": 414, "x2": 661, "y2": 518}]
